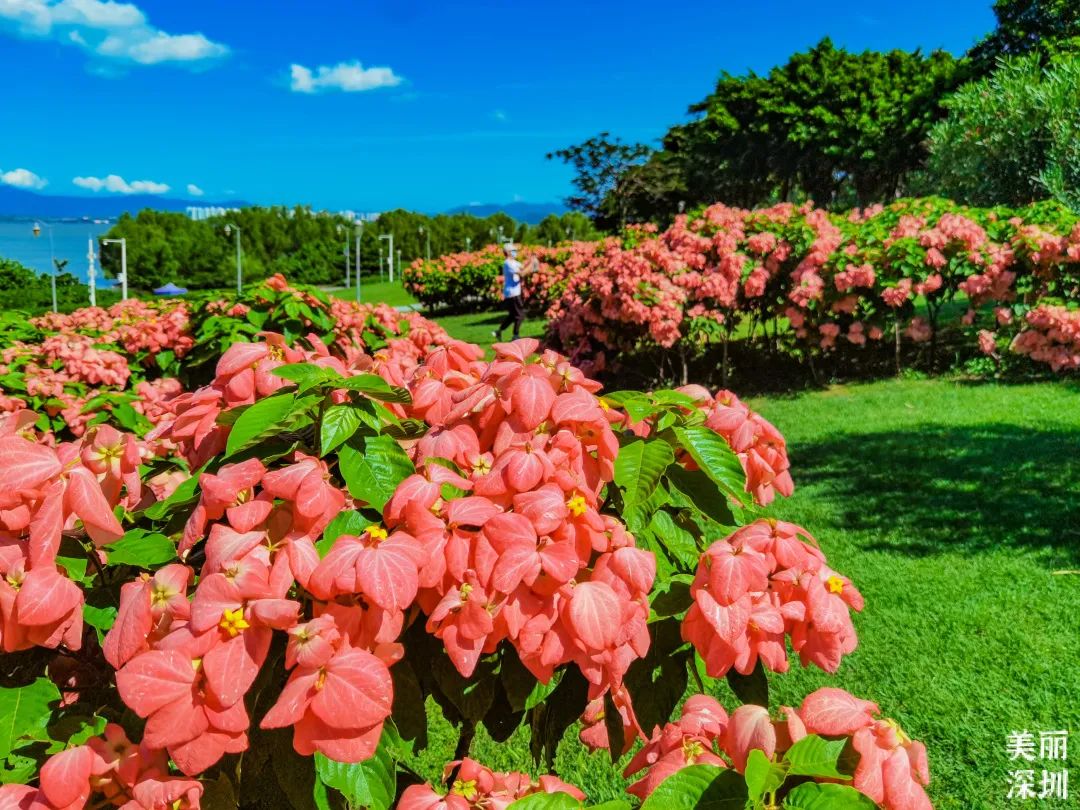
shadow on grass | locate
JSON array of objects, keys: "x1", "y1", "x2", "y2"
[{"x1": 789, "y1": 424, "x2": 1080, "y2": 560}]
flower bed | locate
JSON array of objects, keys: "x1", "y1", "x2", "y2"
[
  {"x1": 0, "y1": 275, "x2": 935, "y2": 809},
  {"x1": 404, "y1": 198, "x2": 1080, "y2": 381}
]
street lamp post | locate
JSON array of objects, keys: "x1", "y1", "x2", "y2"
[
  {"x1": 86, "y1": 237, "x2": 97, "y2": 308},
  {"x1": 354, "y1": 221, "x2": 362, "y2": 303},
  {"x1": 397, "y1": 249, "x2": 401, "y2": 280},
  {"x1": 419, "y1": 225, "x2": 430, "y2": 260},
  {"x1": 32, "y1": 221, "x2": 58, "y2": 313},
  {"x1": 378, "y1": 233, "x2": 394, "y2": 283},
  {"x1": 465, "y1": 236, "x2": 471, "y2": 252},
  {"x1": 224, "y1": 224, "x2": 243, "y2": 294},
  {"x1": 337, "y1": 224, "x2": 350, "y2": 289},
  {"x1": 100, "y1": 238, "x2": 128, "y2": 300}
]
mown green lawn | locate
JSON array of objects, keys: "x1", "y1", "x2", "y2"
[
  {"x1": 430, "y1": 310, "x2": 546, "y2": 352},
  {"x1": 327, "y1": 280, "x2": 417, "y2": 308},
  {"x1": 408, "y1": 376, "x2": 1080, "y2": 809}
]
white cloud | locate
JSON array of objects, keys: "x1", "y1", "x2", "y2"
[
  {"x1": 290, "y1": 61, "x2": 403, "y2": 94},
  {"x1": 0, "y1": 167, "x2": 48, "y2": 189},
  {"x1": 73, "y1": 173, "x2": 169, "y2": 194},
  {"x1": 0, "y1": 0, "x2": 228, "y2": 67},
  {"x1": 186, "y1": 183, "x2": 203, "y2": 197},
  {"x1": 491, "y1": 110, "x2": 508, "y2": 122}
]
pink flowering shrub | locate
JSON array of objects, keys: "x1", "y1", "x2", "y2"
[
  {"x1": 0, "y1": 275, "x2": 935, "y2": 809},
  {"x1": 404, "y1": 198, "x2": 1080, "y2": 380}
]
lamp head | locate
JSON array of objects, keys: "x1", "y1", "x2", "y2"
[
  {"x1": 224, "y1": 224, "x2": 232, "y2": 237},
  {"x1": 32, "y1": 223, "x2": 41, "y2": 238}
]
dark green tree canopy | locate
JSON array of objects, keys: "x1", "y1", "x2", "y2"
[
  {"x1": 546, "y1": 132, "x2": 653, "y2": 228},
  {"x1": 598, "y1": 39, "x2": 961, "y2": 224},
  {"x1": 969, "y1": 0, "x2": 1080, "y2": 72}
]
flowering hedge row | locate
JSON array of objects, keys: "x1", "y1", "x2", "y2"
[
  {"x1": 1, "y1": 275, "x2": 932, "y2": 809},
  {"x1": 404, "y1": 197, "x2": 1080, "y2": 381}
]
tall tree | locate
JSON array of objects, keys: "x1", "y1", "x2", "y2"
[
  {"x1": 547, "y1": 132, "x2": 652, "y2": 227},
  {"x1": 611, "y1": 39, "x2": 960, "y2": 217},
  {"x1": 925, "y1": 51, "x2": 1080, "y2": 209},
  {"x1": 969, "y1": 0, "x2": 1080, "y2": 73}
]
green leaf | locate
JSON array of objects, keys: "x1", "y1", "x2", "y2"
[
  {"x1": 337, "y1": 374, "x2": 412, "y2": 404},
  {"x1": 603, "y1": 391, "x2": 658, "y2": 423},
  {"x1": 647, "y1": 510, "x2": 700, "y2": 570},
  {"x1": 320, "y1": 403, "x2": 363, "y2": 456},
  {"x1": 672, "y1": 426, "x2": 750, "y2": 504},
  {"x1": 83, "y1": 605, "x2": 117, "y2": 645},
  {"x1": 649, "y1": 575, "x2": 694, "y2": 619},
  {"x1": 622, "y1": 619, "x2": 688, "y2": 737},
  {"x1": 314, "y1": 728, "x2": 396, "y2": 810},
  {"x1": 142, "y1": 466, "x2": 201, "y2": 520},
  {"x1": 338, "y1": 435, "x2": 414, "y2": 512},
  {"x1": 784, "y1": 734, "x2": 852, "y2": 780},
  {"x1": 105, "y1": 529, "x2": 176, "y2": 568},
  {"x1": 506, "y1": 792, "x2": 582, "y2": 809},
  {"x1": 528, "y1": 667, "x2": 590, "y2": 768},
  {"x1": 389, "y1": 664, "x2": 427, "y2": 753},
  {"x1": 614, "y1": 438, "x2": 675, "y2": 508},
  {"x1": 431, "y1": 654, "x2": 496, "y2": 723},
  {"x1": 0, "y1": 678, "x2": 60, "y2": 760},
  {"x1": 782, "y1": 783, "x2": 877, "y2": 809},
  {"x1": 640, "y1": 765, "x2": 749, "y2": 810},
  {"x1": 225, "y1": 392, "x2": 299, "y2": 457},
  {"x1": 726, "y1": 660, "x2": 769, "y2": 708},
  {"x1": 651, "y1": 389, "x2": 699, "y2": 407},
  {"x1": 0, "y1": 753, "x2": 35, "y2": 784},
  {"x1": 603, "y1": 688, "x2": 624, "y2": 764},
  {"x1": 273, "y1": 363, "x2": 339, "y2": 392},
  {"x1": 55, "y1": 555, "x2": 91, "y2": 585},
  {"x1": 588, "y1": 802, "x2": 633, "y2": 810},
  {"x1": 745, "y1": 749, "x2": 787, "y2": 802},
  {"x1": 317, "y1": 510, "x2": 370, "y2": 557},
  {"x1": 665, "y1": 465, "x2": 738, "y2": 527}
]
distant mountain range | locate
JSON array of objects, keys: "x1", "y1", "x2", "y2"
[
  {"x1": 443, "y1": 201, "x2": 568, "y2": 223},
  {"x1": 0, "y1": 186, "x2": 249, "y2": 220},
  {"x1": 0, "y1": 186, "x2": 569, "y2": 225}
]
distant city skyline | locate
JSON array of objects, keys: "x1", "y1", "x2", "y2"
[{"x1": 0, "y1": 0, "x2": 996, "y2": 211}]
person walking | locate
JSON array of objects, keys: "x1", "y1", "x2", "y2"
[{"x1": 493, "y1": 243, "x2": 536, "y2": 341}]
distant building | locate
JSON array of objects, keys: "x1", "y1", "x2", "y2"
[
  {"x1": 186, "y1": 206, "x2": 238, "y2": 220},
  {"x1": 339, "y1": 210, "x2": 381, "y2": 223}
]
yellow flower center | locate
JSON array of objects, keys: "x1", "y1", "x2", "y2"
[
  {"x1": 567, "y1": 494, "x2": 587, "y2": 517},
  {"x1": 150, "y1": 584, "x2": 175, "y2": 608},
  {"x1": 219, "y1": 608, "x2": 250, "y2": 637},
  {"x1": 883, "y1": 717, "x2": 912, "y2": 746},
  {"x1": 826, "y1": 575, "x2": 845, "y2": 595},
  {"x1": 268, "y1": 345, "x2": 285, "y2": 361},
  {"x1": 598, "y1": 397, "x2": 610, "y2": 411},
  {"x1": 472, "y1": 457, "x2": 492, "y2": 475},
  {"x1": 682, "y1": 738, "x2": 705, "y2": 764},
  {"x1": 367, "y1": 525, "x2": 389, "y2": 541},
  {"x1": 451, "y1": 779, "x2": 478, "y2": 799}
]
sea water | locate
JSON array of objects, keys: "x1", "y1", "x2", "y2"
[{"x1": 0, "y1": 220, "x2": 115, "y2": 283}]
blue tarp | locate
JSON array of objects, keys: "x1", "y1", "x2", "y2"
[{"x1": 153, "y1": 282, "x2": 188, "y2": 295}]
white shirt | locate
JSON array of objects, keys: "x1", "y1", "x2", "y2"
[{"x1": 503, "y1": 258, "x2": 522, "y2": 299}]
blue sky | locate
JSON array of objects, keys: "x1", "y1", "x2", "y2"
[{"x1": 0, "y1": 0, "x2": 996, "y2": 212}]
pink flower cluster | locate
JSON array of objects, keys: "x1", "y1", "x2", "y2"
[
  {"x1": 682, "y1": 519, "x2": 862, "y2": 677},
  {"x1": 623, "y1": 688, "x2": 931, "y2": 810},
  {"x1": 1011, "y1": 305, "x2": 1080, "y2": 372},
  {"x1": 2, "y1": 724, "x2": 203, "y2": 810},
  {"x1": 0, "y1": 423, "x2": 134, "y2": 653},
  {"x1": 398, "y1": 758, "x2": 584, "y2": 809},
  {"x1": 390, "y1": 338, "x2": 654, "y2": 696},
  {"x1": 402, "y1": 198, "x2": 1080, "y2": 376}
]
